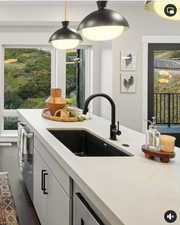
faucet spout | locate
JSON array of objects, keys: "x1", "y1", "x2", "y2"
[{"x1": 83, "y1": 93, "x2": 121, "y2": 140}]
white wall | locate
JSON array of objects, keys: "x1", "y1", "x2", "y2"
[
  {"x1": 100, "y1": 42, "x2": 113, "y2": 120},
  {"x1": 112, "y1": 5, "x2": 180, "y2": 132}
]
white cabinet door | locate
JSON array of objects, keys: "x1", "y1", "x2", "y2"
[
  {"x1": 34, "y1": 148, "x2": 70, "y2": 225},
  {"x1": 47, "y1": 171, "x2": 70, "y2": 225},
  {"x1": 74, "y1": 193, "x2": 103, "y2": 225},
  {"x1": 34, "y1": 149, "x2": 48, "y2": 225}
]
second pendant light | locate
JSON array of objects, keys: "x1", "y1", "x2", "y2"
[
  {"x1": 145, "y1": 0, "x2": 180, "y2": 21},
  {"x1": 77, "y1": 1, "x2": 129, "y2": 41}
]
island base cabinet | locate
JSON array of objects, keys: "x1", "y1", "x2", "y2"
[
  {"x1": 34, "y1": 148, "x2": 48, "y2": 225},
  {"x1": 34, "y1": 149, "x2": 70, "y2": 225},
  {"x1": 47, "y1": 172, "x2": 70, "y2": 225}
]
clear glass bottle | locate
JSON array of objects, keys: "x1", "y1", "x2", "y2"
[{"x1": 146, "y1": 117, "x2": 160, "y2": 151}]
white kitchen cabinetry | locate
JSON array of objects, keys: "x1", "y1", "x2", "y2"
[
  {"x1": 47, "y1": 170, "x2": 69, "y2": 225},
  {"x1": 34, "y1": 148, "x2": 70, "y2": 225},
  {"x1": 74, "y1": 193, "x2": 103, "y2": 225},
  {"x1": 73, "y1": 184, "x2": 108, "y2": 225}
]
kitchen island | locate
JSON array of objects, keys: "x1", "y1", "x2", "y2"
[{"x1": 18, "y1": 109, "x2": 180, "y2": 225}]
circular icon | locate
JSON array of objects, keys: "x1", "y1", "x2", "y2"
[
  {"x1": 164, "y1": 210, "x2": 177, "y2": 223},
  {"x1": 164, "y1": 4, "x2": 177, "y2": 17}
]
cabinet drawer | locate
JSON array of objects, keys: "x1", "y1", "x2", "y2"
[
  {"x1": 34, "y1": 137, "x2": 70, "y2": 196},
  {"x1": 74, "y1": 193, "x2": 104, "y2": 225}
]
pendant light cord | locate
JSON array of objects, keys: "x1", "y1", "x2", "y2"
[{"x1": 64, "y1": 0, "x2": 68, "y2": 21}]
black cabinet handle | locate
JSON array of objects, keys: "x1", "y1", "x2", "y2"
[
  {"x1": 81, "y1": 218, "x2": 84, "y2": 225},
  {"x1": 41, "y1": 170, "x2": 48, "y2": 194},
  {"x1": 41, "y1": 170, "x2": 46, "y2": 191},
  {"x1": 43, "y1": 170, "x2": 48, "y2": 195}
]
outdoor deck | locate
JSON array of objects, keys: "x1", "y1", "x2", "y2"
[
  {"x1": 154, "y1": 93, "x2": 180, "y2": 127},
  {"x1": 157, "y1": 125, "x2": 180, "y2": 134}
]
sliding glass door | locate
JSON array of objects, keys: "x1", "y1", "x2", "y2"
[{"x1": 148, "y1": 43, "x2": 180, "y2": 146}]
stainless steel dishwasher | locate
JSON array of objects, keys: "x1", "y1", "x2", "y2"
[
  {"x1": 18, "y1": 122, "x2": 34, "y2": 201},
  {"x1": 74, "y1": 192, "x2": 104, "y2": 225}
]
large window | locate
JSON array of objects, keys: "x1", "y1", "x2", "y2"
[
  {"x1": 4, "y1": 47, "x2": 52, "y2": 130},
  {"x1": 1, "y1": 45, "x2": 90, "y2": 133}
]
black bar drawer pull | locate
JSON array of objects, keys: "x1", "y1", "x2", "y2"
[
  {"x1": 41, "y1": 170, "x2": 48, "y2": 194},
  {"x1": 41, "y1": 170, "x2": 46, "y2": 191},
  {"x1": 81, "y1": 218, "x2": 84, "y2": 225},
  {"x1": 43, "y1": 170, "x2": 48, "y2": 195}
]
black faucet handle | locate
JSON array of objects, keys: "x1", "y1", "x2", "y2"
[{"x1": 117, "y1": 121, "x2": 121, "y2": 136}]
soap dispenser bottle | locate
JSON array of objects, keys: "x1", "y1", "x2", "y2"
[{"x1": 146, "y1": 117, "x2": 160, "y2": 151}]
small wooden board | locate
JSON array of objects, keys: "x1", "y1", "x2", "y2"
[
  {"x1": 42, "y1": 108, "x2": 85, "y2": 122},
  {"x1": 142, "y1": 145, "x2": 175, "y2": 163}
]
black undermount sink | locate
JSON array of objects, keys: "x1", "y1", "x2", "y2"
[{"x1": 48, "y1": 129, "x2": 132, "y2": 157}]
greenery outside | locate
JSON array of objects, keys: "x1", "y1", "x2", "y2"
[
  {"x1": 66, "y1": 50, "x2": 79, "y2": 106},
  {"x1": 4, "y1": 117, "x2": 18, "y2": 130},
  {"x1": 4, "y1": 48, "x2": 83, "y2": 130},
  {"x1": 5, "y1": 48, "x2": 51, "y2": 110},
  {"x1": 4, "y1": 48, "x2": 51, "y2": 129}
]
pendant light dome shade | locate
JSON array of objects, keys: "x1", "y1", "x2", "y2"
[
  {"x1": 145, "y1": 0, "x2": 180, "y2": 21},
  {"x1": 49, "y1": 21, "x2": 82, "y2": 50},
  {"x1": 77, "y1": 1, "x2": 129, "y2": 41}
]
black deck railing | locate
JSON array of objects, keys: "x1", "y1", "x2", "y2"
[{"x1": 154, "y1": 93, "x2": 180, "y2": 127}]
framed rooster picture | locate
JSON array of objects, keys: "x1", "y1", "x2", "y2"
[
  {"x1": 120, "y1": 71, "x2": 136, "y2": 93},
  {"x1": 121, "y1": 51, "x2": 136, "y2": 71}
]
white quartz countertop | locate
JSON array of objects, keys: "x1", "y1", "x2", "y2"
[{"x1": 18, "y1": 109, "x2": 180, "y2": 225}]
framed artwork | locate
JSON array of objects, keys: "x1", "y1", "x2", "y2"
[
  {"x1": 121, "y1": 51, "x2": 136, "y2": 71},
  {"x1": 120, "y1": 71, "x2": 136, "y2": 93}
]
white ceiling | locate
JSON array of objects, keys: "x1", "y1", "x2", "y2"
[{"x1": 0, "y1": 0, "x2": 144, "y2": 6}]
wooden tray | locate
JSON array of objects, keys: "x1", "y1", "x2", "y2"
[
  {"x1": 42, "y1": 108, "x2": 85, "y2": 122},
  {"x1": 142, "y1": 145, "x2": 175, "y2": 163}
]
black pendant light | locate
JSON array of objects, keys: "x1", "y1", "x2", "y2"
[
  {"x1": 145, "y1": 0, "x2": 180, "y2": 21},
  {"x1": 49, "y1": 1, "x2": 82, "y2": 50},
  {"x1": 77, "y1": 1, "x2": 129, "y2": 41}
]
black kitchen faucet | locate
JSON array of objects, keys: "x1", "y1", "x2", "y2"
[{"x1": 83, "y1": 93, "x2": 121, "y2": 140}]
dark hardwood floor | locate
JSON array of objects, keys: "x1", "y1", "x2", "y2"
[{"x1": 0, "y1": 144, "x2": 40, "y2": 225}]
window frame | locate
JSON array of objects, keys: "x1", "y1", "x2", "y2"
[
  {"x1": 1, "y1": 44, "x2": 57, "y2": 133},
  {"x1": 0, "y1": 44, "x2": 92, "y2": 135}
]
